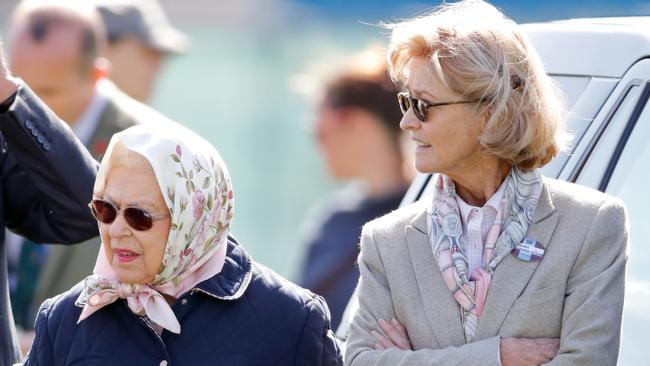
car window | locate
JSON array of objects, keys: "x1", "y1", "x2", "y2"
[
  {"x1": 542, "y1": 76, "x2": 619, "y2": 178},
  {"x1": 603, "y1": 97, "x2": 650, "y2": 365},
  {"x1": 551, "y1": 75, "x2": 590, "y2": 108},
  {"x1": 576, "y1": 85, "x2": 643, "y2": 188}
]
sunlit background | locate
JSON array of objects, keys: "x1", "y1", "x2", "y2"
[{"x1": 1, "y1": 0, "x2": 648, "y2": 279}]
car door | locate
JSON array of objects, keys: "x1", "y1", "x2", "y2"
[{"x1": 568, "y1": 58, "x2": 650, "y2": 365}]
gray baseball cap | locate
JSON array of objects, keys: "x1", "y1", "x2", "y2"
[{"x1": 94, "y1": 0, "x2": 189, "y2": 54}]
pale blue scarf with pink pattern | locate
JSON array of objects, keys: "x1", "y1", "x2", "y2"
[{"x1": 428, "y1": 167, "x2": 543, "y2": 342}]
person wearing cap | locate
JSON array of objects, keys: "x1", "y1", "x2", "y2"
[
  {"x1": 4, "y1": 0, "x2": 181, "y2": 342},
  {"x1": 297, "y1": 47, "x2": 412, "y2": 331},
  {"x1": 95, "y1": 0, "x2": 189, "y2": 102}
]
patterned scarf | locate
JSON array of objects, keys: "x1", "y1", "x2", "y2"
[
  {"x1": 427, "y1": 167, "x2": 542, "y2": 342},
  {"x1": 76, "y1": 123, "x2": 235, "y2": 334}
]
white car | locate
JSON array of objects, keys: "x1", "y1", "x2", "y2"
[{"x1": 338, "y1": 16, "x2": 650, "y2": 365}]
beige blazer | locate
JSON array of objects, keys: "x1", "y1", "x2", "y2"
[{"x1": 345, "y1": 178, "x2": 628, "y2": 366}]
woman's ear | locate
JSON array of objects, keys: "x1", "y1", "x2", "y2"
[{"x1": 477, "y1": 104, "x2": 492, "y2": 133}]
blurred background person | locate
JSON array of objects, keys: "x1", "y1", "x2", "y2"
[
  {"x1": 0, "y1": 36, "x2": 99, "y2": 365},
  {"x1": 296, "y1": 47, "x2": 413, "y2": 330},
  {"x1": 4, "y1": 0, "x2": 176, "y2": 345},
  {"x1": 94, "y1": 0, "x2": 189, "y2": 102}
]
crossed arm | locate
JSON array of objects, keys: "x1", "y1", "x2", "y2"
[{"x1": 345, "y1": 197, "x2": 627, "y2": 366}]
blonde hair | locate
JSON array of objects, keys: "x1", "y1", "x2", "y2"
[{"x1": 386, "y1": 0, "x2": 569, "y2": 169}]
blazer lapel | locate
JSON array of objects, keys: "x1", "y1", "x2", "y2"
[
  {"x1": 87, "y1": 100, "x2": 119, "y2": 159},
  {"x1": 475, "y1": 181, "x2": 558, "y2": 339},
  {"x1": 405, "y1": 208, "x2": 466, "y2": 347}
]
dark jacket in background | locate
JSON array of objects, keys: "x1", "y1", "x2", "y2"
[
  {"x1": 0, "y1": 85, "x2": 99, "y2": 365},
  {"x1": 298, "y1": 187, "x2": 405, "y2": 329},
  {"x1": 25, "y1": 236, "x2": 343, "y2": 366}
]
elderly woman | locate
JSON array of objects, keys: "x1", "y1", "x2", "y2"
[
  {"x1": 345, "y1": 1, "x2": 628, "y2": 366},
  {"x1": 24, "y1": 123, "x2": 342, "y2": 365}
]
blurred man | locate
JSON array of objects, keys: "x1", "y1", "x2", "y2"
[
  {"x1": 0, "y1": 37, "x2": 98, "y2": 365},
  {"x1": 7, "y1": 0, "x2": 140, "y2": 158},
  {"x1": 5, "y1": 0, "x2": 175, "y2": 336},
  {"x1": 297, "y1": 48, "x2": 413, "y2": 329},
  {"x1": 95, "y1": 0, "x2": 189, "y2": 102}
]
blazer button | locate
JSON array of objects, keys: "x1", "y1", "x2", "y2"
[
  {"x1": 181, "y1": 298, "x2": 188, "y2": 305},
  {"x1": 30, "y1": 128, "x2": 38, "y2": 137},
  {"x1": 25, "y1": 120, "x2": 33, "y2": 129},
  {"x1": 159, "y1": 361, "x2": 168, "y2": 366},
  {"x1": 37, "y1": 136, "x2": 44, "y2": 144},
  {"x1": 43, "y1": 142, "x2": 51, "y2": 151}
]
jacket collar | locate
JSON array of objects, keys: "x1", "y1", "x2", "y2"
[
  {"x1": 192, "y1": 235, "x2": 253, "y2": 301},
  {"x1": 406, "y1": 178, "x2": 559, "y2": 343},
  {"x1": 410, "y1": 176, "x2": 556, "y2": 234}
]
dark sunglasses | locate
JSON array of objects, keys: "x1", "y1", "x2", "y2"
[
  {"x1": 88, "y1": 199, "x2": 169, "y2": 231},
  {"x1": 397, "y1": 92, "x2": 480, "y2": 123}
]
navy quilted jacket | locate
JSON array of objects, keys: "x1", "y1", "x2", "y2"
[{"x1": 24, "y1": 236, "x2": 343, "y2": 366}]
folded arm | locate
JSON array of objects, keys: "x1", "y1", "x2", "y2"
[{"x1": 344, "y1": 224, "x2": 502, "y2": 366}]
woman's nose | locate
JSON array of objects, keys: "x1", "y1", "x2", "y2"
[
  {"x1": 399, "y1": 111, "x2": 419, "y2": 131},
  {"x1": 108, "y1": 212, "x2": 131, "y2": 237}
]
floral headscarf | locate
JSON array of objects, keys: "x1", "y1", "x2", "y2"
[{"x1": 76, "y1": 123, "x2": 234, "y2": 334}]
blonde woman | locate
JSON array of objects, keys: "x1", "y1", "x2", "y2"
[{"x1": 345, "y1": 1, "x2": 628, "y2": 365}]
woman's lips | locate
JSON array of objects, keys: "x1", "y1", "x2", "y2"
[
  {"x1": 412, "y1": 137, "x2": 431, "y2": 149},
  {"x1": 113, "y1": 248, "x2": 140, "y2": 263}
]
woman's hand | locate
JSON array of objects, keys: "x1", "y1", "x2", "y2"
[
  {"x1": 372, "y1": 318, "x2": 560, "y2": 365},
  {"x1": 500, "y1": 337, "x2": 560, "y2": 365},
  {"x1": 371, "y1": 318, "x2": 413, "y2": 350}
]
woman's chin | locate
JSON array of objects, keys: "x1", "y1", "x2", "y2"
[
  {"x1": 112, "y1": 263, "x2": 150, "y2": 284},
  {"x1": 414, "y1": 160, "x2": 438, "y2": 174},
  {"x1": 413, "y1": 151, "x2": 440, "y2": 174}
]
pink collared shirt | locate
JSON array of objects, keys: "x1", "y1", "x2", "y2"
[{"x1": 455, "y1": 179, "x2": 508, "y2": 275}]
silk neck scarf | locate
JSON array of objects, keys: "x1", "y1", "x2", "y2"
[
  {"x1": 76, "y1": 123, "x2": 235, "y2": 334},
  {"x1": 427, "y1": 167, "x2": 542, "y2": 343}
]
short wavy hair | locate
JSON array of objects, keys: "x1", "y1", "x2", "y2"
[{"x1": 386, "y1": 0, "x2": 569, "y2": 169}]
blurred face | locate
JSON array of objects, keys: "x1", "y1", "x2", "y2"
[
  {"x1": 8, "y1": 17, "x2": 95, "y2": 123},
  {"x1": 106, "y1": 37, "x2": 165, "y2": 102},
  {"x1": 98, "y1": 165, "x2": 171, "y2": 284},
  {"x1": 315, "y1": 105, "x2": 362, "y2": 179},
  {"x1": 399, "y1": 57, "x2": 486, "y2": 176}
]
